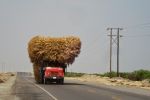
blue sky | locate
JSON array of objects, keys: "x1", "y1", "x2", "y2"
[{"x1": 0, "y1": 0, "x2": 150, "y2": 73}]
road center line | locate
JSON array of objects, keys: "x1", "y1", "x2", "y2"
[{"x1": 25, "y1": 78, "x2": 58, "y2": 100}]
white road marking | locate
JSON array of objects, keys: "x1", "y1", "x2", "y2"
[{"x1": 25, "y1": 78, "x2": 58, "y2": 100}]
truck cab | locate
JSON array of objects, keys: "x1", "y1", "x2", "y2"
[{"x1": 43, "y1": 67, "x2": 64, "y2": 84}]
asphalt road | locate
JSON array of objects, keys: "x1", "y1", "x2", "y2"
[{"x1": 13, "y1": 73, "x2": 150, "y2": 100}]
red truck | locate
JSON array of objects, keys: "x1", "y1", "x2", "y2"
[
  {"x1": 39, "y1": 67, "x2": 65, "y2": 84},
  {"x1": 39, "y1": 62, "x2": 66, "y2": 84}
]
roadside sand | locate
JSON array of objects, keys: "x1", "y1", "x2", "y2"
[
  {"x1": 0, "y1": 73, "x2": 17, "y2": 100},
  {"x1": 66, "y1": 74, "x2": 150, "y2": 90}
]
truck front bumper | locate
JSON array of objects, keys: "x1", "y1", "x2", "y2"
[{"x1": 45, "y1": 76, "x2": 64, "y2": 80}]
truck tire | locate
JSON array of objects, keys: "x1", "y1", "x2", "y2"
[
  {"x1": 39, "y1": 75, "x2": 44, "y2": 84},
  {"x1": 56, "y1": 78, "x2": 63, "y2": 84},
  {"x1": 60, "y1": 78, "x2": 64, "y2": 84},
  {"x1": 44, "y1": 78, "x2": 47, "y2": 84},
  {"x1": 56, "y1": 80, "x2": 60, "y2": 84}
]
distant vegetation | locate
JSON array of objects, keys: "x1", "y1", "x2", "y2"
[
  {"x1": 65, "y1": 72, "x2": 85, "y2": 77},
  {"x1": 100, "y1": 69, "x2": 150, "y2": 81},
  {"x1": 65, "y1": 69, "x2": 150, "y2": 82}
]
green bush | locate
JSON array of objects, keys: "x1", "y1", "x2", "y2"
[
  {"x1": 119, "y1": 72, "x2": 130, "y2": 79},
  {"x1": 101, "y1": 72, "x2": 129, "y2": 78},
  {"x1": 128, "y1": 69, "x2": 150, "y2": 81},
  {"x1": 100, "y1": 71, "x2": 117, "y2": 77},
  {"x1": 65, "y1": 72, "x2": 85, "y2": 77},
  {"x1": 92, "y1": 73, "x2": 102, "y2": 76},
  {"x1": 100, "y1": 69, "x2": 150, "y2": 81}
]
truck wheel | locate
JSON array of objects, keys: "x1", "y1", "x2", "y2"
[
  {"x1": 60, "y1": 78, "x2": 64, "y2": 84},
  {"x1": 56, "y1": 80, "x2": 60, "y2": 84},
  {"x1": 56, "y1": 78, "x2": 64, "y2": 84},
  {"x1": 37, "y1": 80, "x2": 41, "y2": 84},
  {"x1": 38, "y1": 79, "x2": 44, "y2": 84},
  {"x1": 41, "y1": 78, "x2": 44, "y2": 84},
  {"x1": 44, "y1": 78, "x2": 47, "y2": 84}
]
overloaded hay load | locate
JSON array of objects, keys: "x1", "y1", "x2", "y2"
[
  {"x1": 33, "y1": 63, "x2": 40, "y2": 82},
  {"x1": 28, "y1": 35, "x2": 81, "y2": 66}
]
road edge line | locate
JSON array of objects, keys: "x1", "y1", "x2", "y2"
[{"x1": 25, "y1": 78, "x2": 58, "y2": 100}]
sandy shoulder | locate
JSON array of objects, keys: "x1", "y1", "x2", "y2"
[
  {"x1": 0, "y1": 73, "x2": 16, "y2": 100},
  {"x1": 65, "y1": 74, "x2": 150, "y2": 90}
]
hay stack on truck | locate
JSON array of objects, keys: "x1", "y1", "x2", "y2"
[{"x1": 28, "y1": 35, "x2": 81, "y2": 84}]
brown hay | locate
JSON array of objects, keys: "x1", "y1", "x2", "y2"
[{"x1": 28, "y1": 35, "x2": 81, "y2": 65}]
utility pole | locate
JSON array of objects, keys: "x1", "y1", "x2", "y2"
[
  {"x1": 117, "y1": 28, "x2": 123, "y2": 77},
  {"x1": 107, "y1": 28, "x2": 123, "y2": 77},
  {"x1": 2, "y1": 62, "x2": 5, "y2": 73},
  {"x1": 107, "y1": 28, "x2": 113, "y2": 78}
]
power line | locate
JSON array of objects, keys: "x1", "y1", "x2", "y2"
[
  {"x1": 124, "y1": 34, "x2": 150, "y2": 38},
  {"x1": 79, "y1": 34, "x2": 106, "y2": 59},
  {"x1": 125, "y1": 22, "x2": 150, "y2": 30},
  {"x1": 124, "y1": 22, "x2": 150, "y2": 39}
]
